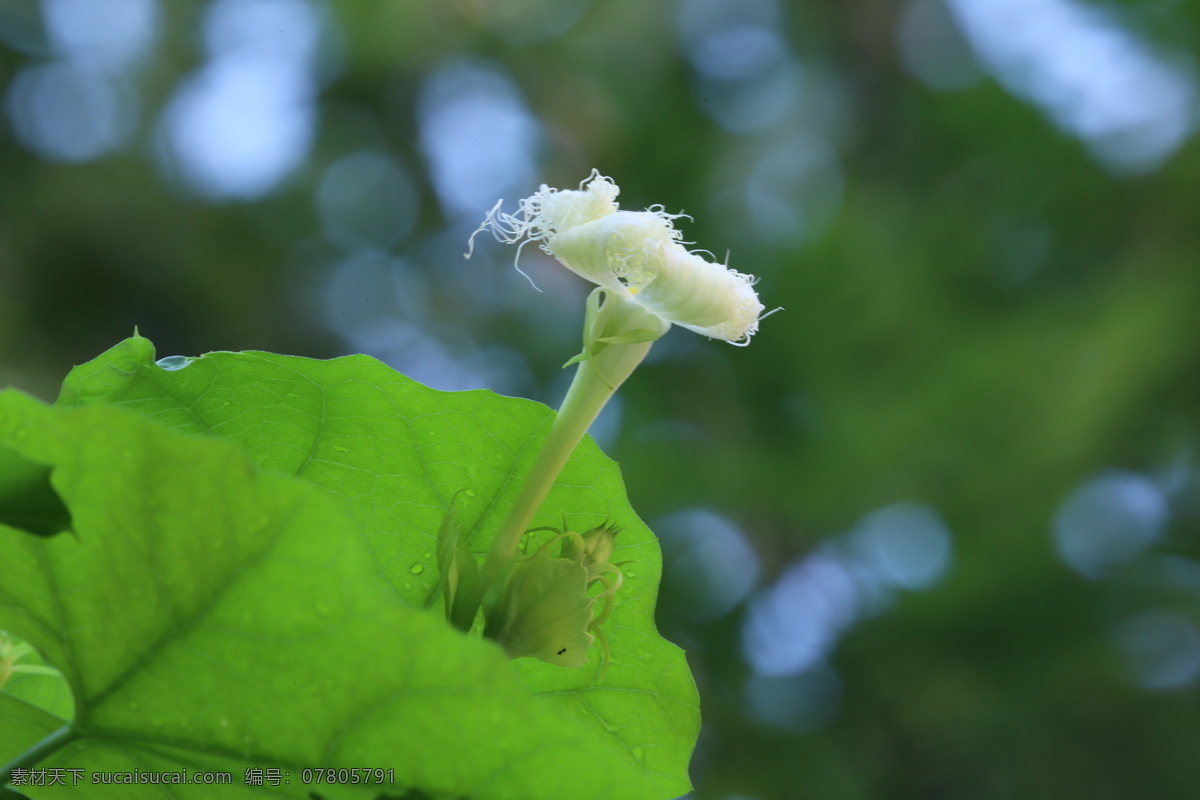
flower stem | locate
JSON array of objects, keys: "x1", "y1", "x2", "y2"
[
  {"x1": 450, "y1": 290, "x2": 665, "y2": 632},
  {"x1": 1, "y1": 725, "x2": 78, "y2": 787}
]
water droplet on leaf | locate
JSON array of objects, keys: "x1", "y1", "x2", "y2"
[
  {"x1": 410, "y1": 564, "x2": 425, "y2": 575},
  {"x1": 155, "y1": 355, "x2": 192, "y2": 372}
]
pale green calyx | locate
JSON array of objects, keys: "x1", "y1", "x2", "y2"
[
  {"x1": 483, "y1": 542, "x2": 596, "y2": 668},
  {"x1": 469, "y1": 170, "x2": 770, "y2": 344},
  {"x1": 483, "y1": 523, "x2": 627, "y2": 673}
]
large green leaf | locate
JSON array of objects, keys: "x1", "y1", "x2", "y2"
[
  {"x1": 0, "y1": 389, "x2": 692, "y2": 799},
  {"x1": 37, "y1": 334, "x2": 697, "y2": 795}
]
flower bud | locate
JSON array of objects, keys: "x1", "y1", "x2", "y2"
[
  {"x1": 483, "y1": 544, "x2": 596, "y2": 668},
  {"x1": 483, "y1": 522, "x2": 627, "y2": 673},
  {"x1": 560, "y1": 523, "x2": 619, "y2": 577}
]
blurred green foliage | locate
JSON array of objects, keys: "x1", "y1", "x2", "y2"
[{"x1": 3, "y1": 0, "x2": 1200, "y2": 798}]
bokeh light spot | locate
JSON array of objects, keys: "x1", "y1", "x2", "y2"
[
  {"x1": 659, "y1": 509, "x2": 761, "y2": 624},
  {"x1": 741, "y1": 502, "x2": 953, "y2": 676},
  {"x1": 693, "y1": 59, "x2": 803, "y2": 134},
  {"x1": 204, "y1": 0, "x2": 319, "y2": 61},
  {"x1": 316, "y1": 150, "x2": 419, "y2": 252},
  {"x1": 848, "y1": 502, "x2": 953, "y2": 591},
  {"x1": 324, "y1": 252, "x2": 430, "y2": 334},
  {"x1": 417, "y1": 59, "x2": 540, "y2": 221},
  {"x1": 676, "y1": 0, "x2": 781, "y2": 66},
  {"x1": 156, "y1": 0, "x2": 318, "y2": 200},
  {"x1": 738, "y1": 137, "x2": 843, "y2": 243},
  {"x1": 947, "y1": 0, "x2": 1196, "y2": 174},
  {"x1": 6, "y1": 61, "x2": 133, "y2": 162},
  {"x1": 742, "y1": 549, "x2": 858, "y2": 676},
  {"x1": 42, "y1": 0, "x2": 159, "y2": 71},
  {"x1": 687, "y1": 24, "x2": 786, "y2": 81},
  {"x1": 159, "y1": 57, "x2": 314, "y2": 200},
  {"x1": 1114, "y1": 609, "x2": 1200, "y2": 690},
  {"x1": 1054, "y1": 472, "x2": 1167, "y2": 580}
]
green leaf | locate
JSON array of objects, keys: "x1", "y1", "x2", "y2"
[{"x1": 0, "y1": 390, "x2": 689, "y2": 799}]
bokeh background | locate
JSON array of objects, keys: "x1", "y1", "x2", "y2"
[{"x1": 4, "y1": 0, "x2": 1200, "y2": 797}]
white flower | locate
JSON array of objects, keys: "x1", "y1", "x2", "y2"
[{"x1": 468, "y1": 171, "x2": 770, "y2": 344}]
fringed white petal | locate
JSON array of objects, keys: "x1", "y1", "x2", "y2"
[{"x1": 469, "y1": 171, "x2": 770, "y2": 344}]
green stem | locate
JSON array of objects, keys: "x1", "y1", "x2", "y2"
[
  {"x1": 450, "y1": 290, "x2": 664, "y2": 631},
  {"x1": 451, "y1": 361, "x2": 615, "y2": 630},
  {"x1": 1, "y1": 725, "x2": 78, "y2": 787}
]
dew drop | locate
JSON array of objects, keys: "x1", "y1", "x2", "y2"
[
  {"x1": 155, "y1": 355, "x2": 192, "y2": 372},
  {"x1": 463, "y1": 489, "x2": 476, "y2": 499},
  {"x1": 409, "y1": 564, "x2": 425, "y2": 575},
  {"x1": 423, "y1": 551, "x2": 433, "y2": 559},
  {"x1": 403, "y1": 582, "x2": 412, "y2": 591},
  {"x1": 625, "y1": 569, "x2": 638, "y2": 579}
]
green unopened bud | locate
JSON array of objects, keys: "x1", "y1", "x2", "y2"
[
  {"x1": 483, "y1": 522, "x2": 628, "y2": 675},
  {"x1": 560, "y1": 523, "x2": 620, "y2": 577},
  {"x1": 430, "y1": 492, "x2": 479, "y2": 621},
  {"x1": 483, "y1": 544, "x2": 596, "y2": 668}
]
